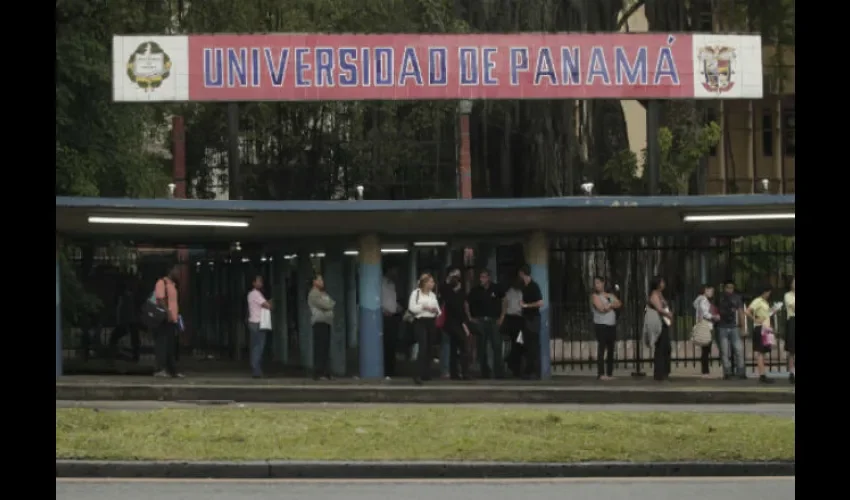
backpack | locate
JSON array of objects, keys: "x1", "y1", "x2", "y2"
[{"x1": 140, "y1": 279, "x2": 169, "y2": 330}]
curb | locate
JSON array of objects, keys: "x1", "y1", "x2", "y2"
[
  {"x1": 55, "y1": 459, "x2": 795, "y2": 479},
  {"x1": 55, "y1": 384, "x2": 795, "y2": 405}
]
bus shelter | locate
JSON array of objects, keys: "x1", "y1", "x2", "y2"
[{"x1": 55, "y1": 194, "x2": 795, "y2": 380}]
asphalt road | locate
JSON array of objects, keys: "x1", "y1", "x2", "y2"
[
  {"x1": 56, "y1": 478, "x2": 795, "y2": 500},
  {"x1": 55, "y1": 400, "x2": 796, "y2": 418}
]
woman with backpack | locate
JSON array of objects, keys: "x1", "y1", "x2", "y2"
[{"x1": 142, "y1": 264, "x2": 183, "y2": 378}]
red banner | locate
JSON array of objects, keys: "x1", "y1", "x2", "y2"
[{"x1": 113, "y1": 34, "x2": 763, "y2": 102}]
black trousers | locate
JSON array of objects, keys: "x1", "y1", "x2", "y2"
[
  {"x1": 446, "y1": 321, "x2": 470, "y2": 379},
  {"x1": 522, "y1": 316, "x2": 541, "y2": 378},
  {"x1": 594, "y1": 323, "x2": 616, "y2": 377},
  {"x1": 383, "y1": 313, "x2": 401, "y2": 377},
  {"x1": 502, "y1": 315, "x2": 525, "y2": 375},
  {"x1": 413, "y1": 317, "x2": 436, "y2": 380},
  {"x1": 700, "y1": 342, "x2": 713, "y2": 374},
  {"x1": 154, "y1": 322, "x2": 178, "y2": 375},
  {"x1": 653, "y1": 324, "x2": 672, "y2": 381},
  {"x1": 312, "y1": 322, "x2": 332, "y2": 378},
  {"x1": 109, "y1": 322, "x2": 141, "y2": 361}
]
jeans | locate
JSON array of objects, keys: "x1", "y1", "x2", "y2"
[
  {"x1": 594, "y1": 323, "x2": 616, "y2": 377},
  {"x1": 474, "y1": 318, "x2": 505, "y2": 379},
  {"x1": 446, "y1": 321, "x2": 470, "y2": 378},
  {"x1": 383, "y1": 313, "x2": 401, "y2": 377},
  {"x1": 154, "y1": 322, "x2": 178, "y2": 376},
  {"x1": 414, "y1": 318, "x2": 437, "y2": 381},
  {"x1": 248, "y1": 322, "x2": 266, "y2": 377},
  {"x1": 440, "y1": 330, "x2": 451, "y2": 376},
  {"x1": 312, "y1": 322, "x2": 332, "y2": 378},
  {"x1": 716, "y1": 326, "x2": 745, "y2": 375}
]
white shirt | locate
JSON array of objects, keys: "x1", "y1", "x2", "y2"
[
  {"x1": 408, "y1": 289, "x2": 441, "y2": 319},
  {"x1": 382, "y1": 277, "x2": 400, "y2": 314}
]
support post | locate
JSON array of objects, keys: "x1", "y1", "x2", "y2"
[
  {"x1": 646, "y1": 101, "x2": 660, "y2": 195},
  {"x1": 296, "y1": 252, "x2": 313, "y2": 371},
  {"x1": 718, "y1": 102, "x2": 727, "y2": 194},
  {"x1": 227, "y1": 102, "x2": 242, "y2": 200},
  {"x1": 358, "y1": 234, "x2": 384, "y2": 379},
  {"x1": 526, "y1": 231, "x2": 551, "y2": 380},
  {"x1": 324, "y1": 250, "x2": 347, "y2": 376},
  {"x1": 345, "y1": 256, "x2": 358, "y2": 349},
  {"x1": 56, "y1": 238, "x2": 62, "y2": 378},
  {"x1": 746, "y1": 100, "x2": 755, "y2": 193},
  {"x1": 274, "y1": 254, "x2": 289, "y2": 364}
]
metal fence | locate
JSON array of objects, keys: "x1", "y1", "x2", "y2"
[
  {"x1": 61, "y1": 234, "x2": 794, "y2": 375},
  {"x1": 548, "y1": 235, "x2": 795, "y2": 373}
]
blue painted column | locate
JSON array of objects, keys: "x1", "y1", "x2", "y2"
[
  {"x1": 296, "y1": 252, "x2": 313, "y2": 371},
  {"x1": 56, "y1": 243, "x2": 62, "y2": 378},
  {"x1": 358, "y1": 234, "x2": 383, "y2": 379},
  {"x1": 345, "y1": 256, "x2": 358, "y2": 349},
  {"x1": 274, "y1": 254, "x2": 289, "y2": 364},
  {"x1": 324, "y1": 250, "x2": 347, "y2": 376},
  {"x1": 526, "y1": 231, "x2": 551, "y2": 380}
]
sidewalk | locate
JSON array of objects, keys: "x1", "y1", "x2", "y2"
[{"x1": 56, "y1": 373, "x2": 794, "y2": 405}]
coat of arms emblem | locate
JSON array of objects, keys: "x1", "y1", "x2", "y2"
[
  {"x1": 698, "y1": 45, "x2": 737, "y2": 93},
  {"x1": 126, "y1": 42, "x2": 172, "y2": 92}
]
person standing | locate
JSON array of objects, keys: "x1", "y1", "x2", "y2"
[
  {"x1": 381, "y1": 267, "x2": 402, "y2": 380},
  {"x1": 692, "y1": 284, "x2": 720, "y2": 378},
  {"x1": 308, "y1": 274, "x2": 335, "y2": 380},
  {"x1": 247, "y1": 275, "x2": 272, "y2": 379},
  {"x1": 152, "y1": 265, "x2": 183, "y2": 378},
  {"x1": 784, "y1": 276, "x2": 795, "y2": 384},
  {"x1": 716, "y1": 280, "x2": 747, "y2": 380},
  {"x1": 591, "y1": 276, "x2": 621, "y2": 380},
  {"x1": 466, "y1": 269, "x2": 506, "y2": 379},
  {"x1": 746, "y1": 284, "x2": 776, "y2": 384},
  {"x1": 443, "y1": 267, "x2": 471, "y2": 380},
  {"x1": 518, "y1": 265, "x2": 544, "y2": 380},
  {"x1": 408, "y1": 273, "x2": 440, "y2": 384},
  {"x1": 648, "y1": 276, "x2": 672, "y2": 382},
  {"x1": 502, "y1": 278, "x2": 525, "y2": 377}
]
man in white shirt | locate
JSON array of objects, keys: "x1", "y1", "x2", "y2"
[
  {"x1": 247, "y1": 275, "x2": 272, "y2": 378},
  {"x1": 382, "y1": 267, "x2": 402, "y2": 378}
]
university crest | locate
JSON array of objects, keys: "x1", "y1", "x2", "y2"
[
  {"x1": 698, "y1": 45, "x2": 737, "y2": 93},
  {"x1": 126, "y1": 42, "x2": 172, "y2": 92}
]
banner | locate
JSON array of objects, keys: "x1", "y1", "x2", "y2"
[{"x1": 113, "y1": 33, "x2": 762, "y2": 102}]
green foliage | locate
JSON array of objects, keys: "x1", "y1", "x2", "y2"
[{"x1": 603, "y1": 121, "x2": 720, "y2": 195}]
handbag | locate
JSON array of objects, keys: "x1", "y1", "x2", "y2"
[
  {"x1": 140, "y1": 279, "x2": 168, "y2": 330},
  {"x1": 259, "y1": 308, "x2": 273, "y2": 330},
  {"x1": 691, "y1": 319, "x2": 713, "y2": 346},
  {"x1": 762, "y1": 321, "x2": 776, "y2": 347},
  {"x1": 435, "y1": 303, "x2": 446, "y2": 329},
  {"x1": 403, "y1": 290, "x2": 419, "y2": 323}
]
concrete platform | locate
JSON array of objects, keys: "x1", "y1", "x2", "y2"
[{"x1": 56, "y1": 374, "x2": 794, "y2": 405}]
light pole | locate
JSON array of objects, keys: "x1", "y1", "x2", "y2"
[{"x1": 458, "y1": 99, "x2": 473, "y2": 200}]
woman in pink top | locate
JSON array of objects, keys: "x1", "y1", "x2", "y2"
[{"x1": 247, "y1": 275, "x2": 272, "y2": 378}]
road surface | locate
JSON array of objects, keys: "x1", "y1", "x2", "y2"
[
  {"x1": 56, "y1": 400, "x2": 795, "y2": 418},
  {"x1": 56, "y1": 477, "x2": 795, "y2": 500}
]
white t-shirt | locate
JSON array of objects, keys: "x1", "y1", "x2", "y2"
[
  {"x1": 407, "y1": 289, "x2": 441, "y2": 319},
  {"x1": 247, "y1": 289, "x2": 266, "y2": 323},
  {"x1": 382, "y1": 278, "x2": 400, "y2": 314}
]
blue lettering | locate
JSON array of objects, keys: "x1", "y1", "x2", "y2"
[
  {"x1": 375, "y1": 47, "x2": 394, "y2": 86},
  {"x1": 534, "y1": 47, "x2": 556, "y2": 85},
  {"x1": 459, "y1": 47, "x2": 479, "y2": 85},
  {"x1": 263, "y1": 48, "x2": 289, "y2": 87},
  {"x1": 203, "y1": 48, "x2": 223, "y2": 87},
  {"x1": 361, "y1": 48, "x2": 371, "y2": 86},
  {"x1": 399, "y1": 47, "x2": 423, "y2": 86},
  {"x1": 482, "y1": 47, "x2": 498, "y2": 85},
  {"x1": 428, "y1": 47, "x2": 447, "y2": 85},
  {"x1": 509, "y1": 47, "x2": 529, "y2": 86},
  {"x1": 615, "y1": 47, "x2": 648, "y2": 85},
  {"x1": 227, "y1": 48, "x2": 248, "y2": 87},
  {"x1": 250, "y1": 48, "x2": 261, "y2": 87},
  {"x1": 654, "y1": 36, "x2": 679, "y2": 85},
  {"x1": 338, "y1": 48, "x2": 358, "y2": 87},
  {"x1": 315, "y1": 47, "x2": 335, "y2": 87},
  {"x1": 560, "y1": 47, "x2": 580, "y2": 85},
  {"x1": 295, "y1": 47, "x2": 311, "y2": 87},
  {"x1": 587, "y1": 47, "x2": 610, "y2": 85}
]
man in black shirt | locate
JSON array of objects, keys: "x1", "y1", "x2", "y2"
[
  {"x1": 442, "y1": 267, "x2": 470, "y2": 379},
  {"x1": 465, "y1": 269, "x2": 506, "y2": 379},
  {"x1": 518, "y1": 265, "x2": 544, "y2": 379},
  {"x1": 716, "y1": 280, "x2": 746, "y2": 379}
]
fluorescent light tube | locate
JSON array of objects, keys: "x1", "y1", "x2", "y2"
[
  {"x1": 88, "y1": 216, "x2": 249, "y2": 228},
  {"x1": 683, "y1": 213, "x2": 794, "y2": 223},
  {"x1": 413, "y1": 241, "x2": 447, "y2": 247}
]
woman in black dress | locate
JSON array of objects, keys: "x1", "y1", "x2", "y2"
[{"x1": 649, "y1": 276, "x2": 673, "y2": 381}]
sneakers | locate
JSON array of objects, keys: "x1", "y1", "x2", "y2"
[
  {"x1": 153, "y1": 370, "x2": 169, "y2": 378},
  {"x1": 758, "y1": 375, "x2": 775, "y2": 384}
]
